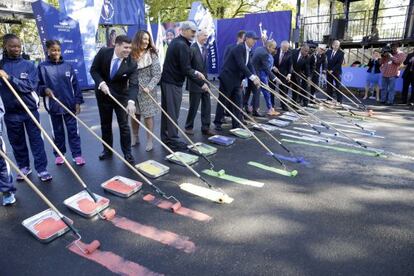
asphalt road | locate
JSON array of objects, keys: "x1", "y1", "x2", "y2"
[{"x1": 0, "y1": 88, "x2": 413, "y2": 276}]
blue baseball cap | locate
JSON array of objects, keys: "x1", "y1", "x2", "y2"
[{"x1": 245, "y1": 31, "x2": 260, "y2": 40}]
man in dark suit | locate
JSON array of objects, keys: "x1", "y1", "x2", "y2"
[
  {"x1": 309, "y1": 46, "x2": 327, "y2": 96},
  {"x1": 214, "y1": 31, "x2": 260, "y2": 130},
  {"x1": 325, "y1": 40, "x2": 345, "y2": 103},
  {"x1": 401, "y1": 50, "x2": 414, "y2": 104},
  {"x1": 271, "y1": 40, "x2": 292, "y2": 110},
  {"x1": 90, "y1": 35, "x2": 138, "y2": 164},
  {"x1": 249, "y1": 39, "x2": 279, "y2": 116},
  {"x1": 160, "y1": 21, "x2": 207, "y2": 150},
  {"x1": 223, "y1": 30, "x2": 246, "y2": 62},
  {"x1": 185, "y1": 29, "x2": 215, "y2": 136},
  {"x1": 290, "y1": 44, "x2": 311, "y2": 107}
]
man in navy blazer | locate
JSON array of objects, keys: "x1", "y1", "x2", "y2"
[
  {"x1": 324, "y1": 40, "x2": 345, "y2": 103},
  {"x1": 271, "y1": 40, "x2": 292, "y2": 110},
  {"x1": 290, "y1": 44, "x2": 311, "y2": 107},
  {"x1": 214, "y1": 31, "x2": 261, "y2": 130}
]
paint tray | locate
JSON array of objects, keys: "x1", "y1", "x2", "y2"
[
  {"x1": 252, "y1": 123, "x2": 278, "y2": 132},
  {"x1": 22, "y1": 209, "x2": 72, "y2": 243},
  {"x1": 229, "y1": 128, "x2": 253, "y2": 139},
  {"x1": 187, "y1": 142, "x2": 217, "y2": 156},
  {"x1": 101, "y1": 176, "x2": 142, "y2": 198},
  {"x1": 279, "y1": 114, "x2": 300, "y2": 121},
  {"x1": 208, "y1": 135, "x2": 235, "y2": 146},
  {"x1": 135, "y1": 160, "x2": 169, "y2": 178},
  {"x1": 63, "y1": 190, "x2": 110, "y2": 218},
  {"x1": 166, "y1": 151, "x2": 199, "y2": 166},
  {"x1": 268, "y1": 119, "x2": 290, "y2": 127}
]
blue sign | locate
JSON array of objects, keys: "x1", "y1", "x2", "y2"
[
  {"x1": 99, "y1": 0, "x2": 145, "y2": 26},
  {"x1": 31, "y1": 0, "x2": 88, "y2": 88}
]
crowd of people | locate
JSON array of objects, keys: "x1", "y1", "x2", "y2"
[{"x1": 0, "y1": 21, "x2": 413, "y2": 206}]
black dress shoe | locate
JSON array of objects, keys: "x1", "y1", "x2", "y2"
[
  {"x1": 202, "y1": 129, "x2": 216, "y2": 136},
  {"x1": 124, "y1": 154, "x2": 135, "y2": 164},
  {"x1": 215, "y1": 124, "x2": 223, "y2": 131},
  {"x1": 252, "y1": 111, "x2": 265, "y2": 117},
  {"x1": 98, "y1": 151, "x2": 112, "y2": 160}
]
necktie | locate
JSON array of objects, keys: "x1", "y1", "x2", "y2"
[
  {"x1": 202, "y1": 45, "x2": 207, "y2": 62},
  {"x1": 110, "y1": 58, "x2": 120, "y2": 79},
  {"x1": 279, "y1": 51, "x2": 284, "y2": 65},
  {"x1": 331, "y1": 51, "x2": 336, "y2": 59}
]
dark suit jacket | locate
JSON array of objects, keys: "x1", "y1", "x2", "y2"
[
  {"x1": 187, "y1": 43, "x2": 208, "y2": 93},
  {"x1": 251, "y1": 46, "x2": 276, "y2": 81},
  {"x1": 90, "y1": 47, "x2": 138, "y2": 101},
  {"x1": 291, "y1": 49, "x2": 311, "y2": 78},
  {"x1": 402, "y1": 52, "x2": 414, "y2": 79},
  {"x1": 309, "y1": 53, "x2": 327, "y2": 73},
  {"x1": 219, "y1": 43, "x2": 256, "y2": 90},
  {"x1": 326, "y1": 49, "x2": 344, "y2": 74},
  {"x1": 222, "y1": 44, "x2": 236, "y2": 63},
  {"x1": 273, "y1": 48, "x2": 292, "y2": 76}
]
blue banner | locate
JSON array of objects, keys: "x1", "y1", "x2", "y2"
[
  {"x1": 31, "y1": 0, "x2": 88, "y2": 88},
  {"x1": 341, "y1": 67, "x2": 404, "y2": 91},
  {"x1": 99, "y1": 0, "x2": 145, "y2": 26}
]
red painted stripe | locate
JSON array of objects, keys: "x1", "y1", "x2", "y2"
[
  {"x1": 143, "y1": 194, "x2": 212, "y2": 222},
  {"x1": 68, "y1": 241, "x2": 162, "y2": 276},
  {"x1": 111, "y1": 216, "x2": 196, "y2": 253}
]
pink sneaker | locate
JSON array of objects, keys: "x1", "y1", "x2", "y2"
[
  {"x1": 73, "y1": 156, "x2": 85, "y2": 166},
  {"x1": 55, "y1": 156, "x2": 64, "y2": 165}
]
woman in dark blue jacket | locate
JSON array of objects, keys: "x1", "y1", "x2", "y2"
[
  {"x1": 38, "y1": 40, "x2": 85, "y2": 166},
  {"x1": 0, "y1": 34, "x2": 52, "y2": 182}
]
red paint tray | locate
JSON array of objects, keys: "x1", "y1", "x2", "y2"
[
  {"x1": 63, "y1": 190, "x2": 110, "y2": 218},
  {"x1": 101, "y1": 176, "x2": 142, "y2": 197},
  {"x1": 22, "y1": 209, "x2": 72, "y2": 243}
]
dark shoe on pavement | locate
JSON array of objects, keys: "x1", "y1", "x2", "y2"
[
  {"x1": 215, "y1": 124, "x2": 223, "y2": 131},
  {"x1": 184, "y1": 128, "x2": 194, "y2": 135},
  {"x1": 202, "y1": 129, "x2": 216, "y2": 136},
  {"x1": 124, "y1": 154, "x2": 135, "y2": 165},
  {"x1": 252, "y1": 111, "x2": 265, "y2": 117},
  {"x1": 99, "y1": 151, "x2": 113, "y2": 160}
]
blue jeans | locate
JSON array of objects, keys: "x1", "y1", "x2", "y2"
[{"x1": 381, "y1": 76, "x2": 397, "y2": 104}]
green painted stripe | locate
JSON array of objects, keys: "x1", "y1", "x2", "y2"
[
  {"x1": 281, "y1": 138, "x2": 387, "y2": 158},
  {"x1": 247, "y1": 162, "x2": 298, "y2": 177},
  {"x1": 202, "y1": 169, "x2": 264, "y2": 187}
]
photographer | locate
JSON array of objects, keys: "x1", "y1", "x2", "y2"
[{"x1": 380, "y1": 42, "x2": 406, "y2": 106}]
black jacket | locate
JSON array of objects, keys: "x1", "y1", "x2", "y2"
[
  {"x1": 273, "y1": 48, "x2": 292, "y2": 76},
  {"x1": 90, "y1": 47, "x2": 138, "y2": 101},
  {"x1": 367, "y1": 58, "x2": 381, "y2": 74},
  {"x1": 219, "y1": 42, "x2": 256, "y2": 89},
  {"x1": 161, "y1": 35, "x2": 200, "y2": 86},
  {"x1": 291, "y1": 49, "x2": 311, "y2": 78},
  {"x1": 402, "y1": 52, "x2": 414, "y2": 79},
  {"x1": 187, "y1": 43, "x2": 208, "y2": 93},
  {"x1": 251, "y1": 46, "x2": 276, "y2": 81},
  {"x1": 326, "y1": 49, "x2": 344, "y2": 74},
  {"x1": 309, "y1": 53, "x2": 327, "y2": 74}
]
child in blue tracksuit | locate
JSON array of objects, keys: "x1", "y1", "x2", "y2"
[
  {"x1": 38, "y1": 40, "x2": 85, "y2": 166},
  {"x1": 0, "y1": 96, "x2": 16, "y2": 206},
  {"x1": 0, "y1": 34, "x2": 52, "y2": 182}
]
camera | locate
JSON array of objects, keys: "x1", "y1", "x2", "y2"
[{"x1": 381, "y1": 44, "x2": 392, "y2": 55}]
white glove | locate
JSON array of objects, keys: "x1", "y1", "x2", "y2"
[
  {"x1": 126, "y1": 101, "x2": 136, "y2": 117},
  {"x1": 241, "y1": 79, "x2": 248, "y2": 88},
  {"x1": 252, "y1": 76, "x2": 261, "y2": 88},
  {"x1": 100, "y1": 82, "x2": 110, "y2": 95},
  {"x1": 201, "y1": 83, "x2": 210, "y2": 93},
  {"x1": 286, "y1": 74, "x2": 291, "y2": 82},
  {"x1": 272, "y1": 76, "x2": 281, "y2": 84},
  {"x1": 272, "y1": 66, "x2": 279, "y2": 73}
]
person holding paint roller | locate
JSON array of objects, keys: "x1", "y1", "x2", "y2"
[
  {"x1": 0, "y1": 34, "x2": 52, "y2": 182},
  {"x1": 38, "y1": 40, "x2": 85, "y2": 166},
  {"x1": 129, "y1": 30, "x2": 161, "y2": 152},
  {"x1": 214, "y1": 30, "x2": 261, "y2": 131},
  {"x1": 160, "y1": 21, "x2": 207, "y2": 150},
  {"x1": 0, "y1": 96, "x2": 15, "y2": 206},
  {"x1": 90, "y1": 35, "x2": 138, "y2": 165},
  {"x1": 185, "y1": 29, "x2": 216, "y2": 136}
]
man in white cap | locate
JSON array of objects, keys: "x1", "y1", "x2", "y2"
[{"x1": 160, "y1": 21, "x2": 207, "y2": 150}]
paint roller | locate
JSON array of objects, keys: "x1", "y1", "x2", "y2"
[
  {"x1": 107, "y1": 93, "x2": 229, "y2": 203},
  {"x1": 0, "y1": 149, "x2": 100, "y2": 254},
  {"x1": 139, "y1": 84, "x2": 221, "y2": 174},
  {"x1": 1, "y1": 76, "x2": 114, "y2": 220},
  {"x1": 262, "y1": 81, "x2": 383, "y2": 156},
  {"x1": 292, "y1": 70, "x2": 375, "y2": 132},
  {"x1": 50, "y1": 94, "x2": 182, "y2": 212},
  {"x1": 204, "y1": 83, "x2": 298, "y2": 177},
  {"x1": 204, "y1": 79, "x2": 306, "y2": 164}
]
